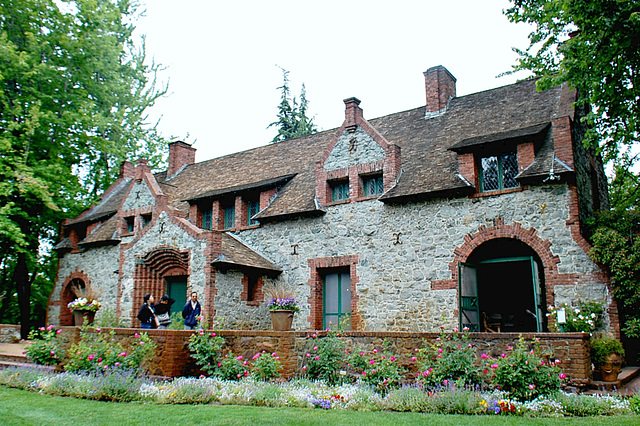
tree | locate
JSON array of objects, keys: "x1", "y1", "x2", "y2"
[
  {"x1": 268, "y1": 67, "x2": 317, "y2": 143},
  {"x1": 505, "y1": 1, "x2": 640, "y2": 339},
  {"x1": 504, "y1": 0, "x2": 639, "y2": 179},
  {"x1": 0, "y1": 0, "x2": 167, "y2": 337}
]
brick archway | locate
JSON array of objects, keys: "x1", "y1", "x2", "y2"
[
  {"x1": 132, "y1": 246, "x2": 190, "y2": 325},
  {"x1": 58, "y1": 270, "x2": 91, "y2": 326}
]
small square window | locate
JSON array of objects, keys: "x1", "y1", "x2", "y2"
[
  {"x1": 223, "y1": 205, "x2": 235, "y2": 229},
  {"x1": 202, "y1": 208, "x2": 213, "y2": 230},
  {"x1": 247, "y1": 199, "x2": 260, "y2": 226},
  {"x1": 480, "y1": 152, "x2": 519, "y2": 192},
  {"x1": 362, "y1": 174, "x2": 384, "y2": 196},
  {"x1": 330, "y1": 180, "x2": 349, "y2": 202}
]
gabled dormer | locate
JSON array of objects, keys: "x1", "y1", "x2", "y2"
[{"x1": 315, "y1": 97, "x2": 401, "y2": 206}]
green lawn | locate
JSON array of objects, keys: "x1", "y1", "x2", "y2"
[{"x1": 0, "y1": 386, "x2": 638, "y2": 425}]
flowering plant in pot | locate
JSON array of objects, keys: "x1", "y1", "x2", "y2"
[
  {"x1": 263, "y1": 283, "x2": 300, "y2": 331},
  {"x1": 67, "y1": 284, "x2": 102, "y2": 325},
  {"x1": 591, "y1": 333, "x2": 625, "y2": 382}
]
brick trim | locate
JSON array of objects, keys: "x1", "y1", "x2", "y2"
[
  {"x1": 57, "y1": 269, "x2": 92, "y2": 326},
  {"x1": 307, "y1": 255, "x2": 360, "y2": 330}
]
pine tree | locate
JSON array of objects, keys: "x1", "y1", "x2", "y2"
[{"x1": 268, "y1": 67, "x2": 317, "y2": 143}]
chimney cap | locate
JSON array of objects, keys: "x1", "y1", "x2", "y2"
[{"x1": 423, "y1": 65, "x2": 457, "y2": 82}]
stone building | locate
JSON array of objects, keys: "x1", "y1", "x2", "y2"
[{"x1": 48, "y1": 65, "x2": 615, "y2": 334}]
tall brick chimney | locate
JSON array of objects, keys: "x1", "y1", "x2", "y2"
[
  {"x1": 343, "y1": 97, "x2": 363, "y2": 132},
  {"x1": 424, "y1": 65, "x2": 456, "y2": 118},
  {"x1": 119, "y1": 160, "x2": 135, "y2": 179},
  {"x1": 167, "y1": 141, "x2": 196, "y2": 178}
]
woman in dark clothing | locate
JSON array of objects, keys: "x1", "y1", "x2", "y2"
[
  {"x1": 155, "y1": 294, "x2": 175, "y2": 329},
  {"x1": 136, "y1": 294, "x2": 157, "y2": 329}
]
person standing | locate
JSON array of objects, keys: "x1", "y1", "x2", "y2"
[
  {"x1": 137, "y1": 294, "x2": 157, "y2": 329},
  {"x1": 182, "y1": 291, "x2": 201, "y2": 330},
  {"x1": 155, "y1": 294, "x2": 175, "y2": 329}
]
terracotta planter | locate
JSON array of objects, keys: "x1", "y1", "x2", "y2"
[
  {"x1": 600, "y1": 353, "x2": 623, "y2": 382},
  {"x1": 73, "y1": 310, "x2": 96, "y2": 326},
  {"x1": 270, "y1": 310, "x2": 294, "y2": 331}
]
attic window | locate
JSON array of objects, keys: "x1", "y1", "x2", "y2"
[
  {"x1": 330, "y1": 180, "x2": 350, "y2": 202},
  {"x1": 223, "y1": 205, "x2": 235, "y2": 229},
  {"x1": 362, "y1": 174, "x2": 383, "y2": 196},
  {"x1": 246, "y1": 199, "x2": 260, "y2": 226},
  {"x1": 202, "y1": 208, "x2": 213, "y2": 230},
  {"x1": 480, "y1": 152, "x2": 519, "y2": 192},
  {"x1": 124, "y1": 216, "x2": 135, "y2": 233},
  {"x1": 141, "y1": 214, "x2": 152, "y2": 228}
]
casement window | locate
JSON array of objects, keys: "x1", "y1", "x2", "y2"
[
  {"x1": 247, "y1": 199, "x2": 260, "y2": 226},
  {"x1": 323, "y1": 272, "x2": 351, "y2": 329},
  {"x1": 479, "y1": 152, "x2": 519, "y2": 192},
  {"x1": 124, "y1": 216, "x2": 135, "y2": 233},
  {"x1": 362, "y1": 174, "x2": 384, "y2": 196},
  {"x1": 202, "y1": 208, "x2": 213, "y2": 230},
  {"x1": 141, "y1": 213, "x2": 152, "y2": 228},
  {"x1": 223, "y1": 205, "x2": 235, "y2": 229},
  {"x1": 330, "y1": 180, "x2": 350, "y2": 202}
]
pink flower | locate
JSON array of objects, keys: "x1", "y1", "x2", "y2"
[
  {"x1": 40, "y1": 327, "x2": 45, "y2": 331},
  {"x1": 98, "y1": 357, "x2": 102, "y2": 362},
  {"x1": 411, "y1": 356, "x2": 416, "y2": 362},
  {"x1": 217, "y1": 362, "x2": 222, "y2": 367},
  {"x1": 199, "y1": 329, "x2": 204, "y2": 335},
  {"x1": 315, "y1": 356, "x2": 320, "y2": 360},
  {"x1": 276, "y1": 356, "x2": 280, "y2": 360},
  {"x1": 22, "y1": 351, "x2": 26, "y2": 354},
  {"x1": 373, "y1": 349, "x2": 378, "y2": 353},
  {"x1": 134, "y1": 333, "x2": 140, "y2": 338},
  {"x1": 211, "y1": 332, "x2": 216, "y2": 337},
  {"x1": 414, "y1": 348, "x2": 419, "y2": 352},
  {"x1": 437, "y1": 354, "x2": 442, "y2": 358},
  {"x1": 422, "y1": 371, "x2": 428, "y2": 377},
  {"x1": 306, "y1": 353, "x2": 311, "y2": 358},
  {"x1": 359, "y1": 351, "x2": 365, "y2": 356},
  {"x1": 438, "y1": 348, "x2": 443, "y2": 353},
  {"x1": 272, "y1": 352, "x2": 277, "y2": 357},
  {"x1": 253, "y1": 353, "x2": 261, "y2": 360},
  {"x1": 390, "y1": 356, "x2": 396, "y2": 361},
  {"x1": 529, "y1": 384, "x2": 535, "y2": 390},
  {"x1": 481, "y1": 353, "x2": 488, "y2": 359},
  {"x1": 302, "y1": 366, "x2": 307, "y2": 371},
  {"x1": 453, "y1": 327, "x2": 458, "y2": 333},
  {"x1": 243, "y1": 361, "x2": 248, "y2": 365},
  {"x1": 312, "y1": 333, "x2": 317, "y2": 338},
  {"x1": 362, "y1": 371, "x2": 366, "y2": 376},
  {"x1": 467, "y1": 343, "x2": 472, "y2": 348},
  {"x1": 56, "y1": 329, "x2": 62, "y2": 334},
  {"x1": 491, "y1": 363, "x2": 498, "y2": 369},
  {"x1": 96, "y1": 328, "x2": 101, "y2": 333},
  {"x1": 462, "y1": 326, "x2": 469, "y2": 332},
  {"x1": 313, "y1": 346, "x2": 318, "y2": 351},
  {"x1": 199, "y1": 375, "x2": 205, "y2": 379},
  {"x1": 500, "y1": 353, "x2": 506, "y2": 358},
  {"x1": 507, "y1": 346, "x2": 513, "y2": 350},
  {"x1": 443, "y1": 379, "x2": 449, "y2": 386},
  {"x1": 88, "y1": 354, "x2": 95, "y2": 361},
  {"x1": 371, "y1": 369, "x2": 376, "y2": 373},
  {"x1": 559, "y1": 373, "x2": 567, "y2": 380},
  {"x1": 115, "y1": 362, "x2": 120, "y2": 366},
  {"x1": 555, "y1": 359, "x2": 562, "y2": 364},
  {"x1": 483, "y1": 369, "x2": 488, "y2": 374},
  {"x1": 440, "y1": 325, "x2": 445, "y2": 329},
  {"x1": 50, "y1": 351, "x2": 55, "y2": 355},
  {"x1": 236, "y1": 355, "x2": 243, "y2": 360},
  {"x1": 47, "y1": 325, "x2": 54, "y2": 330},
  {"x1": 370, "y1": 360, "x2": 375, "y2": 365}
]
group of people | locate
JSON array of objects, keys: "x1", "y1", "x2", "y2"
[{"x1": 136, "y1": 291, "x2": 202, "y2": 330}]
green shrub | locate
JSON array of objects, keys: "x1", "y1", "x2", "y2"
[
  {"x1": 250, "y1": 384, "x2": 287, "y2": 406},
  {"x1": 217, "y1": 352, "x2": 248, "y2": 380},
  {"x1": 301, "y1": 330, "x2": 346, "y2": 384},
  {"x1": 383, "y1": 387, "x2": 431, "y2": 412},
  {"x1": 64, "y1": 328, "x2": 156, "y2": 375},
  {"x1": 415, "y1": 326, "x2": 483, "y2": 388},
  {"x1": 426, "y1": 387, "x2": 485, "y2": 415},
  {"x1": 93, "y1": 307, "x2": 126, "y2": 328},
  {"x1": 348, "y1": 341, "x2": 403, "y2": 393},
  {"x1": 251, "y1": 351, "x2": 282, "y2": 381},
  {"x1": 491, "y1": 336, "x2": 562, "y2": 401},
  {"x1": 25, "y1": 325, "x2": 66, "y2": 366},
  {"x1": 187, "y1": 329, "x2": 226, "y2": 375}
]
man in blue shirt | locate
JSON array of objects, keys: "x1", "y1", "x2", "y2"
[{"x1": 182, "y1": 291, "x2": 201, "y2": 330}]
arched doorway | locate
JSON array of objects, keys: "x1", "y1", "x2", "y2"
[{"x1": 459, "y1": 238, "x2": 546, "y2": 332}]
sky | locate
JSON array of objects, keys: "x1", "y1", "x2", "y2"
[{"x1": 134, "y1": 1, "x2": 534, "y2": 163}]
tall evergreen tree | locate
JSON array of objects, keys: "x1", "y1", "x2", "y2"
[
  {"x1": 268, "y1": 67, "x2": 317, "y2": 143},
  {"x1": 0, "y1": 0, "x2": 167, "y2": 336}
]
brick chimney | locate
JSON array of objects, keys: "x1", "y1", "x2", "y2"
[
  {"x1": 167, "y1": 141, "x2": 196, "y2": 178},
  {"x1": 424, "y1": 65, "x2": 456, "y2": 117},
  {"x1": 119, "y1": 160, "x2": 135, "y2": 179},
  {"x1": 343, "y1": 97, "x2": 363, "y2": 132}
]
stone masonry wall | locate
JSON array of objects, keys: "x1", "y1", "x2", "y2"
[
  {"x1": 238, "y1": 184, "x2": 610, "y2": 332},
  {"x1": 323, "y1": 127, "x2": 386, "y2": 171}
]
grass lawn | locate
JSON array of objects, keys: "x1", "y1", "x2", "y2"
[{"x1": 0, "y1": 386, "x2": 638, "y2": 426}]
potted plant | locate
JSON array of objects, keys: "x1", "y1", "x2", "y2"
[
  {"x1": 263, "y1": 283, "x2": 300, "y2": 331},
  {"x1": 590, "y1": 333, "x2": 625, "y2": 382},
  {"x1": 67, "y1": 284, "x2": 102, "y2": 326}
]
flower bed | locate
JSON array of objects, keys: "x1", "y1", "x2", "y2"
[{"x1": 0, "y1": 366, "x2": 636, "y2": 417}]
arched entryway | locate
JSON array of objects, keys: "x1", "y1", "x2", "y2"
[
  {"x1": 459, "y1": 238, "x2": 546, "y2": 332},
  {"x1": 60, "y1": 278, "x2": 86, "y2": 326}
]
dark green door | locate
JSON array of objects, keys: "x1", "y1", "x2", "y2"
[
  {"x1": 165, "y1": 276, "x2": 187, "y2": 316},
  {"x1": 458, "y1": 262, "x2": 480, "y2": 331},
  {"x1": 323, "y1": 272, "x2": 351, "y2": 330}
]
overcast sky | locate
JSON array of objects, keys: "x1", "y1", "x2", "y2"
[{"x1": 135, "y1": 0, "x2": 533, "y2": 163}]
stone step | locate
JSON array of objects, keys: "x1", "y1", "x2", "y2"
[
  {"x1": 0, "y1": 352, "x2": 28, "y2": 364},
  {"x1": 586, "y1": 366, "x2": 640, "y2": 395}
]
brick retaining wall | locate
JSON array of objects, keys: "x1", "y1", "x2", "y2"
[{"x1": 57, "y1": 327, "x2": 592, "y2": 386}]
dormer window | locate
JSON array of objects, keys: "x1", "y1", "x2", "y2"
[
  {"x1": 223, "y1": 205, "x2": 235, "y2": 229},
  {"x1": 330, "y1": 180, "x2": 350, "y2": 202},
  {"x1": 124, "y1": 216, "x2": 135, "y2": 233},
  {"x1": 247, "y1": 199, "x2": 260, "y2": 226},
  {"x1": 202, "y1": 208, "x2": 213, "y2": 230},
  {"x1": 480, "y1": 152, "x2": 519, "y2": 192},
  {"x1": 141, "y1": 213, "x2": 152, "y2": 228},
  {"x1": 362, "y1": 174, "x2": 384, "y2": 197}
]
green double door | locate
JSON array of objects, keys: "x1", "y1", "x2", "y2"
[
  {"x1": 458, "y1": 256, "x2": 543, "y2": 332},
  {"x1": 323, "y1": 272, "x2": 351, "y2": 330}
]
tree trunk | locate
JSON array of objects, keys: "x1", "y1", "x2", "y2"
[{"x1": 15, "y1": 252, "x2": 31, "y2": 339}]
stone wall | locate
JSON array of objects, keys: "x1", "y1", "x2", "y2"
[
  {"x1": 0, "y1": 324, "x2": 20, "y2": 343},
  {"x1": 324, "y1": 127, "x2": 386, "y2": 171},
  {"x1": 56, "y1": 327, "x2": 592, "y2": 387},
  {"x1": 238, "y1": 184, "x2": 610, "y2": 332}
]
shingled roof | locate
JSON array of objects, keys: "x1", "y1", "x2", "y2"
[{"x1": 70, "y1": 77, "x2": 573, "y2": 226}]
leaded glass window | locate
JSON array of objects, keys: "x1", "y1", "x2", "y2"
[
  {"x1": 331, "y1": 180, "x2": 349, "y2": 202},
  {"x1": 223, "y1": 205, "x2": 235, "y2": 229},
  {"x1": 247, "y1": 200, "x2": 260, "y2": 226},
  {"x1": 363, "y1": 175, "x2": 384, "y2": 196},
  {"x1": 202, "y1": 208, "x2": 213, "y2": 230},
  {"x1": 480, "y1": 152, "x2": 519, "y2": 192}
]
